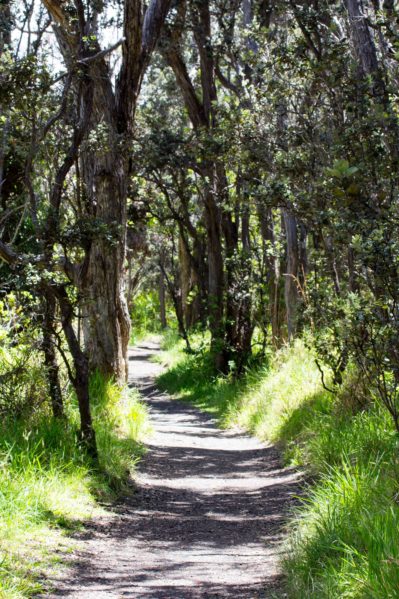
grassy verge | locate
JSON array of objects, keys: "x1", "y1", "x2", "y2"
[
  {"x1": 0, "y1": 374, "x2": 149, "y2": 598},
  {"x1": 157, "y1": 333, "x2": 399, "y2": 598}
]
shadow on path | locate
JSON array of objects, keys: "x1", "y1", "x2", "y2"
[{"x1": 45, "y1": 342, "x2": 301, "y2": 599}]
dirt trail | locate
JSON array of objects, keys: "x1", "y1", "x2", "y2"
[{"x1": 46, "y1": 342, "x2": 300, "y2": 598}]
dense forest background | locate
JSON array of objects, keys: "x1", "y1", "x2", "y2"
[{"x1": 2, "y1": 0, "x2": 399, "y2": 597}]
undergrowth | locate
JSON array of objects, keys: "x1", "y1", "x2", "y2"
[
  {"x1": 157, "y1": 333, "x2": 399, "y2": 598},
  {"x1": 129, "y1": 288, "x2": 175, "y2": 344},
  {"x1": 0, "y1": 370, "x2": 149, "y2": 598}
]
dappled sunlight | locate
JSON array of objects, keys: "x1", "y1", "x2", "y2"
[{"x1": 46, "y1": 343, "x2": 300, "y2": 598}]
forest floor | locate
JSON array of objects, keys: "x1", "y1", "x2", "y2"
[{"x1": 44, "y1": 341, "x2": 301, "y2": 599}]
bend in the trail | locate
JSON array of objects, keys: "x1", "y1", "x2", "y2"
[{"x1": 45, "y1": 341, "x2": 301, "y2": 598}]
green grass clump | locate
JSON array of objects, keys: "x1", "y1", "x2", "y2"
[
  {"x1": 158, "y1": 332, "x2": 243, "y2": 421},
  {"x1": 0, "y1": 373, "x2": 149, "y2": 598},
  {"x1": 0, "y1": 416, "x2": 96, "y2": 598},
  {"x1": 158, "y1": 334, "x2": 399, "y2": 598},
  {"x1": 285, "y1": 456, "x2": 399, "y2": 598},
  {"x1": 90, "y1": 371, "x2": 150, "y2": 490}
]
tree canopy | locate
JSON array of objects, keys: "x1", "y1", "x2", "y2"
[{"x1": 2, "y1": 0, "x2": 399, "y2": 449}]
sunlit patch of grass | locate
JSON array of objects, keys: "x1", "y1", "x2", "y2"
[
  {"x1": 158, "y1": 341, "x2": 242, "y2": 421},
  {"x1": 230, "y1": 342, "x2": 330, "y2": 447},
  {"x1": 0, "y1": 419, "x2": 99, "y2": 598},
  {"x1": 0, "y1": 371, "x2": 149, "y2": 597},
  {"x1": 156, "y1": 329, "x2": 188, "y2": 366},
  {"x1": 90, "y1": 372, "x2": 150, "y2": 491},
  {"x1": 285, "y1": 455, "x2": 399, "y2": 598}
]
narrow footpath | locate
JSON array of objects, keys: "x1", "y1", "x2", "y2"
[{"x1": 47, "y1": 342, "x2": 300, "y2": 598}]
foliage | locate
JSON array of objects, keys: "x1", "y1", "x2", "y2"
[
  {"x1": 130, "y1": 288, "x2": 176, "y2": 341},
  {"x1": 0, "y1": 295, "x2": 48, "y2": 418}
]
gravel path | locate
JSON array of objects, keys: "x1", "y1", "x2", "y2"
[{"x1": 46, "y1": 342, "x2": 300, "y2": 598}]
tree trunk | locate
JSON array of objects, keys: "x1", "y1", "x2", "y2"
[
  {"x1": 55, "y1": 287, "x2": 97, "y2": 459},
  {"x1": 345, "y1": 0, "x2": 383, "y2": 92},
  {"x1": 80, "y1": 151, "x2": 130, "y2": 382},
  {"x1": 238, "y1": 199, "x2": 253, "y2": 368},
  {"x1": 191, "y1": 233, "x2": 208, "y2": 327},
  {"x1": 178, "y1": 232, "x2": 191, "y2": 328},
  {"x1": 40, "y1": 0, "x2": 172, "y2": 385},
  {"x1": 162, "y1": 0, "x2": 227, "y2": 368},
  {"x1": 223, "y1": 204, "x2": 238, "y2": 366},
  {"x1": 160, "y1": 262, "x2": 191, "y2": 351},
  {"x1": 348, "y1": 242, "x2": 359, "y2": 293},
  {"x1": 222, "y1": 174, "x2": 253, "y2": 370},
  {"x1": 42, "y1": 291, "x2": 64, "y2": 418},
  {"x1": 283, "y1": 210, "x2": 299, "y2": 341},
  {"x1": 0, "y1": 0, "x2": 11, "y2": 210},
  {"x1": 204, "y1": 180, "x2": 226, "y2": 369},
  {"x1": 159, "y1": 269, "x2": 167, "y2": 329},
  {"x1": 0, "y1": 0, "x2": 11, "y2": 51},
  {"x1": 322, "y1": 233, "x2": 341, "y2": 296},
  {"x1": 345, "y1": 0, "x2": 399, "y2": 158},
  {"x1": 258, "y1": 207, "x2": 282, "y2": 344},
  {"x1": 126, "y1": 250, "x2": 134, "y2": 312}
]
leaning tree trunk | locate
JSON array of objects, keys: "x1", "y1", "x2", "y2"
[{"x1": 55, "y1": 287, "x2": 97, "y2": 459}]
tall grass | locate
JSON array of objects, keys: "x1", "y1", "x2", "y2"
[
  {"x1": 158, "y1": 335, "x2": 399, "y2": 598},
  {"x1": 0, "y1": 372, "x2": 149, "y2": 598},
  {"x1": 90, "y1": 372, "x2": 150, "y2": 489}
]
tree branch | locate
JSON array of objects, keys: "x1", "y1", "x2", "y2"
[{"x1": 77, "y1": 38, "x2": 125, "y2": 65}]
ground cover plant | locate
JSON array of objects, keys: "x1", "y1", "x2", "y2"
[
  {"x1": 158, "y1": 332, "x2": 399, "y2": 598},
  {"x1": 0, "y1": 337, "x2": 148, "y2": 598}
]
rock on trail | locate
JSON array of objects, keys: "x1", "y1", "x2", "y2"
[{"x1": 45, "y1": 341, "x2": 300, "y2": 598}]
